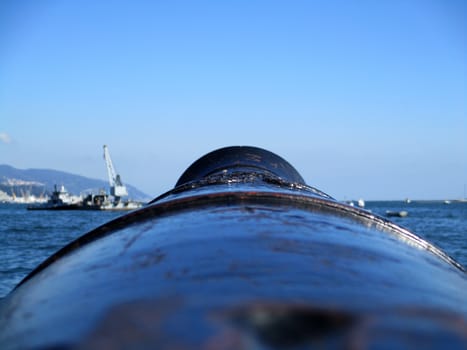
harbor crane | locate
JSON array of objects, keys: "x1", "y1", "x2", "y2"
[{"x1": 103, "y1": 145, "x2": 128, "y2": 200}]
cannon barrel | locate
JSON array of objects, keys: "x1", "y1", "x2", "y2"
[{"x1": 0, "y1": 146, "x2": 466, "y2": 349}]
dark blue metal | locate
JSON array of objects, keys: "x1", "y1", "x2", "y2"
[
  {"x1": 175, "y1": 145, "x2": 307, "y2": 186},
  {"x1": 0, "y1": 146, "x2": 466, "y2": 349}
]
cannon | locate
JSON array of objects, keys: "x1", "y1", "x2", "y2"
[{"x1": 0, "y1": 146, "x2": 466, "y2": 349}]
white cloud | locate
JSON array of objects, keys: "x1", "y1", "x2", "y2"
[{"x1": 0, "y1": 132, "x2": 12, "y2": 144}]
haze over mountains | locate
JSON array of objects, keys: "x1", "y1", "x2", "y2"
[{"x1": 0, "y1": 165, "x2": 150, "y2": 201}]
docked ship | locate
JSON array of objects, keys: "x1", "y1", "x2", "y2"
[
  {"x1": 27, "y1": 146, "x2": 143, "y2": 211},
  {"x1": 81, "y1": 192, "x2": 142, "y2": 211},
  {"x1": 27, "y1": 185, "x2": 83, "y2": 210}
]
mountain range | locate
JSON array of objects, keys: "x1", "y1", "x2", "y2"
[{"x1": 0, "y1": 165, "x2": 150, "y2": 201}]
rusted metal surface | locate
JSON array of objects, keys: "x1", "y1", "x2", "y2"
[{"x1": 0, "y1": 146, "x2": 466, "y2": 349}]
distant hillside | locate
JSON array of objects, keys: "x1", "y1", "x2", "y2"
[{"x1": 0, "y1": 165, "x2": 150, "y2": 201}]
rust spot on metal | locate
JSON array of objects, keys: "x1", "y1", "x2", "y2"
[
  {"x1": 84, "y1": 262, "x2": 113, "y2": 273},
  {"x1": 130, "y1": 250, "x2": 166, "y2": 269},
  {"x1": 77, "y1": 298, "x2": 185, "y2": 349},
  {"x1": 244, "y1": 152, "x2": 262, "y2": 163},
  {"x1": 22, "y1": 312, "x2": 33, "y2": 320}
]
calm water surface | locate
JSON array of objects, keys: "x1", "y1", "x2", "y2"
[{"x1": 0, "y1": 201, "x2": 466, "y2": 297}]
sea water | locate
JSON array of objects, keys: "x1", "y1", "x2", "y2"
[{"x1": 0, "y1": 201, "x2": 466, "y2": 297}]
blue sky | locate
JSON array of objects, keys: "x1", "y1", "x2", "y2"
[{"x1": 0, "y1": 0, "x2": 465, "y2": 200}]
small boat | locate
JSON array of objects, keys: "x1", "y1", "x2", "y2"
[{"x1": 385, "y1": 210, "x2": 408, "y2": 217}]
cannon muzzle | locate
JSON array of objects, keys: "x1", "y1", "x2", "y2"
[{"x1": 1, "y1": 146, "x2": 466, "y2": 349}]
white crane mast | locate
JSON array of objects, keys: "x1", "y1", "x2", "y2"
[{"x1": 103, "y1": 145, "x2": 128, "y2": 198}]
